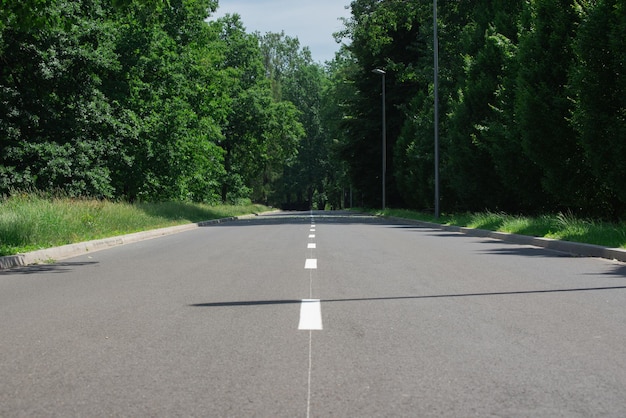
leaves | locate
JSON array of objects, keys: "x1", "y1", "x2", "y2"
[
  {"x1": 328, "y1": 0, "x2": 626, "y2": 218},
  {"x1": 0, "y1": 0, "x2": 309, "y2": 205}
]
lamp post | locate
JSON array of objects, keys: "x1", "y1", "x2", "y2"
[
  {"x1": 433, "y1": 0, "x2": 440, "y2": 219},
  {"x1": 372, "y1": 68, "x2": 386, "y2": 211}
]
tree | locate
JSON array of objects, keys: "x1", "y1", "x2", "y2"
[
  {"x1": 0, "y1": 0, "x2": 227, "y2": 202},
  {"x1": 327, "y1": 0, "x2": 626, "y2": 217},
  {"x1": 0, "y1": 0, "x2": 122, "y2": 197},
  {"x1": 514, "y1": 0, "x2": 602, "y2": 214},
  {"x1": 215, "y1": 18, "x2": 304, "y2": 205},
  {"x1": 258, "y1": 32, "x2": 330, "y2": 209},
  {"x1": 444, "y1": 0, "x2": 529, "y2": 211},
  {"x1": 336, "y1": 0, "x2": 426, "y2": 208},
  {"x1": 572, "y1": 0, "x2": 626, "y2": 217},
  {"x1": 107, "y1": 0, "x2": 225, "y2": 202}
]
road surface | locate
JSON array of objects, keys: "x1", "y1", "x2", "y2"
[{"x1": 2, "y1": 211, "x2": 626, "y2": 417}]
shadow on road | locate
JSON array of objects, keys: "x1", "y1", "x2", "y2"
[
  {"x1": 203, "y1": 211, "x2": 401, "y2": 227},
  {"x1": 586, "y1": 264, "x2": 626, "y2": 278},
  {"x1": 0, "y1": 261, "x2": 99, "y2": 275},
  {"x1": 189, "y1": 285, "x2": 626, "y2": 308},
  {"x1": 479, "y1": 246, "x2": 574, "y2": 258}
]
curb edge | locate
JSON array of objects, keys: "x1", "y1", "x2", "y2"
[
  {"x1": 0, "y1": 216, "x2": 241, "y2": 270},
  {"x1": 385, "y1": 216, "x2": 626, "y2": 263}
]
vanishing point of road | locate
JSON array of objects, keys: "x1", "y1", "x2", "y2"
[{"x1": 2, "y1": 211, "x2": 626, "y2": 417}]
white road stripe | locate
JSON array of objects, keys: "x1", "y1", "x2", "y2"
[
  {"x1": 308, "y1": 234, "x2": 315, "y2": 238},
  {"x1": 310, "y1": 228, "x2": 315, "y2": 232},
  {"x1": 298, "y1": 299, "x2": 322, "y2": 330},
  {"x1": 305, "y1": 259, "x2": 317, "y2": 269},
  {"x1": 307, "y1": 243, "x2": 316, "y2": 249}
]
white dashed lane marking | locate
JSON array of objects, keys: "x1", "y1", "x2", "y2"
[
  {"x1": 298, "y1": 299, "x2": 322, "y2": 330},
  {"x1": 304, "y1": 214, "x2": 319, "y2": 417}
]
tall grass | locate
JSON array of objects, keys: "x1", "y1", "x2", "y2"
[
  {"x1": 368, "y1": 208, "x2": 626, "y2": 249},
  {"x1": 0, "y1": 193, "x2": 270, "y2": 256}
]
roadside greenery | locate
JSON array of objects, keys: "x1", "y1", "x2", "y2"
[
  {"x1": 0, "y1": 0, "x2": 337, "y2": 209},
  {"x1": 2, "y1": 0, "x2": 625, "y2": 220},
  {"x1": 331, "y1": 0, "x2": 626, "y2": 219},
  {"x1": 367, "y1": 209, "x2": 626, "y2": 250},
  {"x1": 0, "y1": 194, "x2": 269, "y2": 256}
]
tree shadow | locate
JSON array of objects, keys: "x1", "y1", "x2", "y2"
[
  {"x1": 189, "y1": 285, "x2": 626, "y2": 308},
  {"x1": 0, "y1": 261, "x2": 99, "y2": 275},
  {"x1": 479, "y1": 246, "x2": 575, "y2": 258},
  {"x1": 204, "y1": 211, "x2": 392, "y2": 227},
  {"x1": 585, "y1": 264, "x2": 626, "y2": 278}
]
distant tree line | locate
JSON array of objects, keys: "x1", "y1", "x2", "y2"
[{"x1": 329, "y1": 0, "x2": 625, "y2": 219}]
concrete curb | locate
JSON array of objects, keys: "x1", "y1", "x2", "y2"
[
  {"x1": 385, "y1": 216, "x2": 626, "y2": 263},
  {"x1": 0, "y1": 215, "x2": 249, "y2": 270}
]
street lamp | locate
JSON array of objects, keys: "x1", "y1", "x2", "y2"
[
  {"x1": 433, "y1": 0, "x2": 440, "y2": 219},
  {"x1": 372, "y1": 68, "x2": 386, "y2": 210}
]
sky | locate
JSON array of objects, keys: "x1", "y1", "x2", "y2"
[{"x1": 210, "y1": 0, "x2": 353, "y2": 63}]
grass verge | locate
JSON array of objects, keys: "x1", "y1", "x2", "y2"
[
  {"x1": 0, "y1": 194, "x2": 271, "y2": 256},
  {"x1": 363, "y1": 208, "x2": 626, "y2": 250}
]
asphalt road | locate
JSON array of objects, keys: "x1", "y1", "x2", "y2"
[{"x1": 2, "y1": 211, "x2": 626, "y2": 417}]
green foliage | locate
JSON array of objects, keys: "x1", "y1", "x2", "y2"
[
  {"x1": 210, "y1": 18, "x2": 310, "y2": 206},
  {"x1": 3, "y1": 0, "x2": 624, "y2": 219},
  {"x1": 258, "y1": 31, "x2": 334, "y2": 209},
  {"x1": 332, "y1": 0, "x2": 429, "y2": 208},
  {"x1": 515, "y1": 0, "x2": 599, "y2": 212},
  {"x1": 571, "y1": 0, "x2": 626, "y2": 215},
  {"x1": 0, "y1": 0, "x2": 316, "y2": 206},
  {"x1": 107, "y1": 0, "x2": 226, "y2": 202},
  {"x1": 445, "y1": 3, "x2": 523, "y2": 211},
  {"x1": 394, "y1": 90, "x2": 436, "y2": 209},
  {"x1": 328, "y1": 0, "x2": 626, "y2": 219},
  {"x1": 0, "y1": 0, "x2": 120, "y2": 197}
]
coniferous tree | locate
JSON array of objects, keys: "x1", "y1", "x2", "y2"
[{"x1": 572, "y1": 0, "x2": 626, "y2": 217}]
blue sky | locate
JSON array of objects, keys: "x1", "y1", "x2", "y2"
[{"x1": 211, "y1": 0, "x2": 352, "y2": 63}]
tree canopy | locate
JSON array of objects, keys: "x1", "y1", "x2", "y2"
[
  {"x1": 328, "y1": 0, "x2": 625, "y2": 219},
  {"x1": 1, "y1": 0, "x2": 327, "y2": 207}
]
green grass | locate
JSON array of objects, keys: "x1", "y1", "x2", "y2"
[
  {"x1": 0, "y1": 194, "x2": 271, "y2": 256},
  {"x1": 362, "y1": 208, "x2": 626, "y2": 249}
]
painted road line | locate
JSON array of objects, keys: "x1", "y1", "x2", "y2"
[
  {"x1": 298, "y1": 299, "x2": 322, "y2": 330},
  {"x1": 307, "y1": 243, "x2": 316, "y2": 249},
  {"x1": 305, "y1": 259, "x2": 317, "y2": 269},
  {"x1": 308, "y1": 234, "x2": 315, "y2": 239}
]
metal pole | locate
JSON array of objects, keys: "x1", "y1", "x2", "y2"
[
  {"x1": 382, "y1": 72, "x2": 386, "y2": 211},
  {"x1": 433, "y1": 0, "x2": 440, "y2": 219}
]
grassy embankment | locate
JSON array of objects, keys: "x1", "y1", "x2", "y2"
[
  {"x1": 0, "y1": 194, "x2": 270, "y2": 256},
  {"x1": 366, "y1": 208, "x2": 626, "y2": 250}
]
